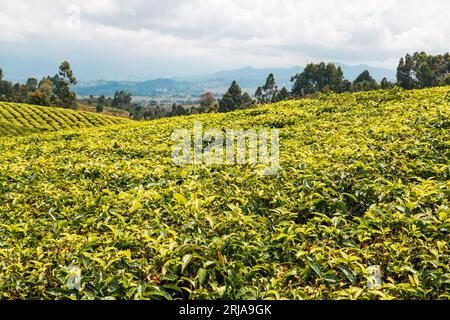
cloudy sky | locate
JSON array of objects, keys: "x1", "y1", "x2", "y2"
[{"x1": 0, "y1": 0, "x2": 449, "y2": 81}]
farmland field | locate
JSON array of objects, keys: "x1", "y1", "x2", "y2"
[
  {"x1": 0, "y1": 102, "x2": 130, "y2": 136},
  {"x1": 0, "y1": 87, "x2": 449, "y2": 299}
]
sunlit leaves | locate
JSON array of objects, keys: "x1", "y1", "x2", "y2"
[
  {"x1": 0, "y1": 87, "x2": 449, "y2": 299},
  {"x1": 0, "y1": 102, "x2": 129, "y2": 137}
]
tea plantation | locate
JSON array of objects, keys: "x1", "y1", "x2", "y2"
[
  {"x1": 0, "y1": 87, "x2": 449, "y2": 299},
  {"x1": 0, "y1": 102, "x2": 129, "y2": 136}
]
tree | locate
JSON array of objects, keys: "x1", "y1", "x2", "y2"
[
  {"x1": 440, "y1": 74, "x2": 450, "y2": 86},
  {"x1": 98, "y1": 95, "x2": 106, "y2": 106},
  {"x1": 218, "y1": 92, "x2": 235, "y2": 113},
  {"x1": 26, "y1": 78, "x2": 38, "y2": 91},
  {"x1": 218, "y1": 81, "x2": 253, "y2": 113},
  {"x1": 96, "y1": 104, "x2": 104, "y2": 113},
  {"x1": 338, "y1": 79, "x2": 352, "y2": 93},
  {"x1": 190, "y1": 106, "x2": 199, "y2": 115},
  {"x1": 38, "y1": 79, "x2": 54, "y2": 97},
  {"x1": 324, "y1": 65, "x2": 345, "y2": 93},
  {"x1": 255, "y1": 73, "x2": 279, "y2": 104},
  {"x1": 255, "y1": 86, "x2": 263, "y2": 103},
  {"x1": 380, "y1": 77, "x2": 394, "y2": 89},
  {"x1": 414, "y1": 52, "x2": 450, "y2": 88},
  {"x1": 27, "y1": 79, "x2": 54, "y2": 106},
  {"x1": 291, "y1": 62, "x2": 346, "y2": 97},
  {"x1": 59, "y1": 61, "x2": 77, "y2": 85},
  {"x1": 0, "y1": 67, "x2": 3, "y2": 81},
  {"x1": 57, "y1": 61, "x2": 77, "y2": 108},
  {"x1": 219, "y1": 81, "x2": 242, "y2": 112},
  {"x1": 112, "y1": 90, "x2": 132, "y2": 109},
  {"x1": 397, "y1": 56, "x2": 415, "y2": 89},
  {"x1": 273, "y1": 87, "x2": 291, "y2": 102},
  {"x1": 0, "y1": 80, "x2": 13, "y2": 101},
  {"x1": 352, "y1": 70, "x2": 379, "y2": 91},
  {"x1": 12, "y1": 83, "x2": 29, "y2": 102},
  {"x1": 200, "y1": 92, "x2": 216, "y2": 109},
  {"x1": 171, "y1": 103, "x2": 188, "y2": 117},
  {"x1": 27, "y1": 91, "x2": 51, "y2": 106},
  {"x1": 241, "y1": 93, "x2": 254, "y2": 109},
  {"x1": 49, "y1": 74, "x2": 61, "y2": 92},
  {"x1": 260, "y1": 73, "x2": 279, "y2": 103},
  {"x1": 396, "y1": 52, "x2": 450, "y2": 89},
  {"x1": 354, "y1": 70, "x2": 376, "y2": 84},
  {"x1": 132, "y1": 104, "x2": 144, "y2": 120}
]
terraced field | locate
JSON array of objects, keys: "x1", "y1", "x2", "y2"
[
  {"x1": 0, "y1": 87, "x2": 449, "y2": 299},
  {"x1": 0, "y1": 102, "x2": 130, "y2": 136}
]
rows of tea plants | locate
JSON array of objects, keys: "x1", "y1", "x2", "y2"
[
  {"x1": 0, "y1": 87, "x2": 448, "y2": 299},
  {"x1": 0, "y1": 102, "x2": 129, "y2": 136}
]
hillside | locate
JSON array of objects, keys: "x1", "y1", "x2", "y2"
[
  {"x1": 0, "y1": 87, "x2": 449, "y2": 299},
  {"x1": 0, "y1": 102, "x2": 130, "y2": 136}
]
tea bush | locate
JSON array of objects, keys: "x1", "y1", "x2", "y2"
[
  {"x1": 0, "y1": 87, "x2": 449, "y2": 299},
  {"x1": 0, "y1": 102, "x2": 129, "y2": 136}
]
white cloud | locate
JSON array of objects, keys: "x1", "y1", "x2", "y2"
[{"x1": 0, "y1": 0, "x2": 449, "y2": 78}]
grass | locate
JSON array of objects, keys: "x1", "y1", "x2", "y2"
[
  {"x1": 0, "y1": 87, "x2": 449, "y2": 299},
  {"x1": 0, "y1": 102, "x2": 130, "y2": 136}
]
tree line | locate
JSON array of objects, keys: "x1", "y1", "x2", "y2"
[
  {"x1": 0, "y1": 61, "x2": 78, "y2": 109},
  {"x1": 214, "y1": 51, "x2": 449, "y2": 113},
  {"x1": 88, "y1": 90, "x2": 133, "y2": 113},
  {"x1": 131, "y1": 92, "x2": 219, "y2": 120},
  {"x1": 1, "y1": 51, "x2": 448, "y2": 117},
  {"x1": 105, "y1": 50, "x2": 450, "y2": 118}
]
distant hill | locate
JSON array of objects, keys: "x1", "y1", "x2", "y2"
[
  {"x1": 179, "y1": 66, "x2": 303, "y2": 87},
  {"x1": 74, "y1": 79, "x2": 205, "y2": 97},
  {"x1": 74, "y1": 63, "x2": 396, "y2": 98},
  {"x1": 0, "y1": 102, "x2": 129, "y2": 136},
  {"x1": 336, "y1": 63, "x2": 396, "y2": 82}
]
